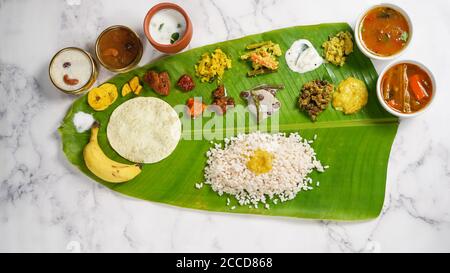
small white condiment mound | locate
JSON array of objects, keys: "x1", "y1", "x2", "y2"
[
  {"x1": 285, "y1": 39, "x2": 323, "y2": 74},
  {"x1": 149, "y1": 9, "x2": 186, "y2": 44},
  {"x1": 49, "y1": 48, "x2": 93, "y2": 91},
  {"x1": 204, "y1": 132, "x2": 325, "y2": 207},
  {"x1": 107, "y1": 97, "x2": 181, "y2": 164},
  {"x1": 73, "y1": 111, "x2": 95, "y2": 133}
]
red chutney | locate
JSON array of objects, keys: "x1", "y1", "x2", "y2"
[
  {"x1": 360, "y1": 7, "x2": 410, "y2": 56},
  {"x1": 381, "y1": 63, "x2": 433, "y2": 114}
]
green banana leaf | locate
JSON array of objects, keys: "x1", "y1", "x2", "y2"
[{"x1": 59, "y1": 23, "x2": 398, "y2": 221}]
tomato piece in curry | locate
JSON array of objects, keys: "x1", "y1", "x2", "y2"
[
  {"x1": 381, "y1": 63, "x2": 433, "y2": 114},
  {"x1": 360, "y1": 7, "x2": 410, "y2": 57}
]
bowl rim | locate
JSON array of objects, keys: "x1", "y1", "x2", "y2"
[
  {"x1": 48, "y1": 47, "x2": 98, "y2": 95},
  {"x1": 143, "y1": 2, "x2": 192, "y2": 50},
  {"x1": 376, "y1": 59, "x2": 436, "y2": 118},
  {"x1": 95, "y1": 25, "x2": 143, "y2": 73},
  {"x1": 354, "y1": 3, "x2": 414, "y2": 61}
]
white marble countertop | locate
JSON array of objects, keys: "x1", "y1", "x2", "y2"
[{"x1": 1, "y1": 0, "x2": 449, "y2": 253}]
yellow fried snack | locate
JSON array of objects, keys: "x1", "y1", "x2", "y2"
[
  {"x1": 102, "y1": 83, "x2": 118, "y2": 104},
  {"x1": 133, "y1": 85, "x2": 143, "y2": 96},
  {"x1": 87, "y1": 83, "x2": 118, "y2": 111},
  {"x1": 122, "y1": 83, "x2": 132, "y2": 97},
  {"x1": 88, "y1": 88, "x2": 111, "y2": 111},
  {"x1": 129, "y1": 76, "x2": 140, "y2": 92},
  {"x1": 121, "y1": 76, "x2": 143, "y2": 97}
]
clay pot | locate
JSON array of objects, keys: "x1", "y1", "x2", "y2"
[{"x1": 143, "y1": 2, "x2": 193, "y2": 54}]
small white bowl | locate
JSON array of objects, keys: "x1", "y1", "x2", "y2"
[
  {"x1": 354, "y1": 3, "x2": 413, "y2": 61},
  {"x1": 377, "y1": 60, "x2": 436, "y2": 118}
]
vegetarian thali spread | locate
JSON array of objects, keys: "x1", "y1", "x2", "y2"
[{"x1": 54, "y1": 3, "x2": 436, "y2": 220}]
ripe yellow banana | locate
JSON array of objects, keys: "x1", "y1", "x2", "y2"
[{"x1": 83, "y1": 123, "x2": 141, "y2": 183}]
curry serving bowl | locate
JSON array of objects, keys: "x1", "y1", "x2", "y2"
[
  {"x1": 95, "y1": 25, "x2": 143, "y2": 73},
  {"x1": 377, "y1": 60, "x2": 436, "y2": 118},
  {"x1": 354, "y1": 3, "x2": 413, "y2": 61}
]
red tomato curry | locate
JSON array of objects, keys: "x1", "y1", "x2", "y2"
[
  {"x1": 360, "y1": 7, "x2": 410, "y2": 56},
  {"x1": 381, "y1": 63, "x2": 433, "y2": 114}
]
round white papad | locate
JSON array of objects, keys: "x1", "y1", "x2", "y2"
[{"x1": 107, "y1": 97, "x2": 181, "y2": 164}]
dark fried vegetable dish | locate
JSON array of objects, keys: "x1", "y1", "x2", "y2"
[{"x1": 298, "y1": 80, "x2": 334, "y2": 121}]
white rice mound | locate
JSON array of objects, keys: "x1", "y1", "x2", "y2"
[{"x1": 204, "y1": 131, "x2": 326, "y2": 207}]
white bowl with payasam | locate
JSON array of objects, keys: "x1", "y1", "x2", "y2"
[
  {"x1": 355, "y1": 3, "x2": 413, "y2": 60},
  {"x1": 377, "y1": 60, "x2": 436, "y2": 118}
]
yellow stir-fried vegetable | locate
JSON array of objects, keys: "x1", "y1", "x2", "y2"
[
  {"x1": 322, "y1": 31, "x2": 353, "y2": 67},
  {"x1": 194, "y1": 48, "x2": 232, "y2": 83}
]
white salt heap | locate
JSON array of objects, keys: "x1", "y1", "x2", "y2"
[
  {"x1": 204, "y1": 131, "x2": 326, "y2": 208},
  {"x1": 73, "y1": 111, "x2": 95, "y2": 133}
]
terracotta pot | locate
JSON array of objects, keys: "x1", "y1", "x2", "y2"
[{"x1": 143, "y1": 2, "x2": 193, "y2": 54}]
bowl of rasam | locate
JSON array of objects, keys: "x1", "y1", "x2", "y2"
[{"x1": 355, "y1": 4, "x2": 413, "y2": 60}]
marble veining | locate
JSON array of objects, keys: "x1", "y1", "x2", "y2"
[{"x1": 0, "y1": 0, "x2": 449, "y2": 252}]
